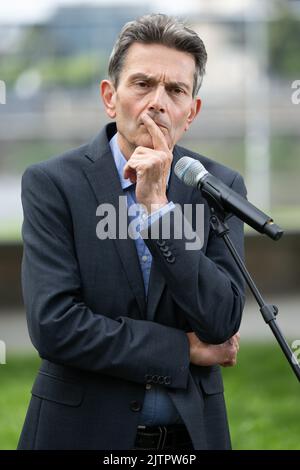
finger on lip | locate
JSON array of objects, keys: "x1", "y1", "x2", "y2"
[{"x1": 141, "y1": 113, "x2": 167, "y2": 130}]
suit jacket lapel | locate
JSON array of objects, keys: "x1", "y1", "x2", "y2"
[{"x1": 82, "y1": 125, "x2": 147, "y2": 318}]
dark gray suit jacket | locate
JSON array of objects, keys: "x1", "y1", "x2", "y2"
[{"x1": 18, "y1": 123, "x2": 246, "y2": 450}]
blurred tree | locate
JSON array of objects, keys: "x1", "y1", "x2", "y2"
[
  {"x1": 269, "y1": 8, "x2": 300, "y2": 77},
  {"x1": 0, "y1": 48, "x2": 107, "y2": 89},
  {"x1": 37, "y1": 53, "x2": 107, "y2": 88}
]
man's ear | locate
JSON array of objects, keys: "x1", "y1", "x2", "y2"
[
  {"x1": 100, "y1": 80, "x2": 116, "y2": 119},
  {"x1": 184, "y1": 97, "x2": 202, "y2": 131}
]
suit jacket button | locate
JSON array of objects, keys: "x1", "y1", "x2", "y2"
[
  {"x1": 152, "y1": 375, "x2": 158, "y2": 384},
  {"x1": 158, "y1": 376, "x2": 165, "y2": 385},
  {"x1": 163, "y1": 250, "x2": 172, "y2": 257},
  {"x1": 166, "y1": 255, "x2": 175, "y2": 263},
  {"x1": 156, "y1": 240, "x2": 166, "y2": 247},
  {"x1": 165, "y1": 376, "x2": 171, "y2": 385},
  {"x1": 160, "y1": 245, "x2": 170, "y2": 252},
  {"x1": 130, "y1": 400, "x2": 142, "y2": 412},
  {"x1": 145, "y1": 374, "x2": 152, "y2": 383}
]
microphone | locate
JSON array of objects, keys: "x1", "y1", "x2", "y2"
[{"x1": 174, "y1": 156, "x2": 283, "y2": 241}]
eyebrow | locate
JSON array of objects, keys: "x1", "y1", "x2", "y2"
[{"x1": 128, "y1": 73, "x2": 191, "y2": 92}]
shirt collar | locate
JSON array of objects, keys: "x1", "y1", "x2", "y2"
[
  {"x1": 109, "y1": 132, "x2": 171, "y2": 190},
  {"x1": 109, "y1": 133, "x2": 133, "y2": 190}
]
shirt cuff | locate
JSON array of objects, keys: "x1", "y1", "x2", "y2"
[{"x1": 138, "y1": 201, "x2": 176, "y2": 232}]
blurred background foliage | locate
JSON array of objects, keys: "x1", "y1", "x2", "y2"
[
  {"x1": 269, "y1": 9, "x2": 300, "y2": 77},
  {"x1": 2, "y1": 3, "x2": 300, "y2": 88},
  {"x1": 1, "y1": 52, "x2": 106, "y2": 89},
  {"x1": 0, "y1": 0, "x2": 299, "y2": 243}
]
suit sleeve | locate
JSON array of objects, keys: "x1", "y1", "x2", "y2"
[
  {"x1": 141, "y1": 172, "x2": 247, "y2": 344},
  {"x1": 21, "y1": 164, "x2": 190, "y2": 389}
]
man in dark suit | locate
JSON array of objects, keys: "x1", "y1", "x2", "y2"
[{"x1": 18, "y1": 14, "x2": 246, "y2": 450}]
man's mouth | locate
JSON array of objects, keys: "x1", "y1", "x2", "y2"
[
  {"x1": 140, "y1": 121, "x2": 168, "y2": 130},
  {"x1": 156, "y1": 123, "x2": 168, "y2": 130}
]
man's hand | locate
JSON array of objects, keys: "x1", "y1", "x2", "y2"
[
  {"x1": 123, "y1": 113, "x2": 173, "y2": 214},
  {"x1": 187, "y1": 331, "x2": 240, "y2": 368}
]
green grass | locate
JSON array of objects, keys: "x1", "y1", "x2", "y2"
[
  {"x1": 0, "y1": 344, "x2": 299, "y2": 450},
  {"x1": 223, "y1": 342, "x2": 300, "y2": 450},
  {"x1": 0, "y1": 353, "x2": 40, "y2": 450}
]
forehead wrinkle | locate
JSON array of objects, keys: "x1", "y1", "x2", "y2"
[{"x1": 121, "y1": 43, "x2": 196, "y2": 92}]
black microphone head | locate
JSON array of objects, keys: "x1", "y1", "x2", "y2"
[{"x1": 174, "y1": 156, "x2": 208, "y2": 187}]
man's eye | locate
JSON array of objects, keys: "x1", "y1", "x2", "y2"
[
  {"x1": 173, "y1": 88, "x2": 184, "y2": 95},
  {"x1": 136, "y1": 82, "x2": 148, "y2": 88}
]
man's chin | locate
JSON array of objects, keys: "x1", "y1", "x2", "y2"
[
  {"x1": 136, "y1": 134, "x2": 154, "y2": 149},
  {"x1": 136, "y1": 132, "x2": 172, "y2": 150}
]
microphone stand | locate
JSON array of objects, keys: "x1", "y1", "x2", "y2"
[{"x1": 207, "y1": 201, "x2": 300, "y2": 383}]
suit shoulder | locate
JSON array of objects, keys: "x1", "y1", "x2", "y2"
[{"x1": 22, "y1": 141, "x2": 90, "y2": 180}]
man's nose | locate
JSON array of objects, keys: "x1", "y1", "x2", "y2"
[{"x1": 148, "y1": 86, "x2": 167, "y2": 113}]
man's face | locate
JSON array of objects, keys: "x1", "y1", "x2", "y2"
[{"x1": 101, "y1": 43, "x2": 201, "y2": 158}]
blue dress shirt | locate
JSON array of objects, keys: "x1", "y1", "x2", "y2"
[{"x1": 109, "y1": 133, "x2": 183, "y2": 426}]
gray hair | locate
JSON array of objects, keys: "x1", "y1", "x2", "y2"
[{"x1": 108, "y1": 13, "x2": 207, "y2": 97}]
